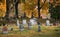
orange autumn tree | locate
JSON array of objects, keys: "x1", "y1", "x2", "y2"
[
  {"x1": 0, "y1": 0, "x2": 6, "y2": 17},
  {"x1": 21, "y1": 0, "x2": 37, "y2": 18}
]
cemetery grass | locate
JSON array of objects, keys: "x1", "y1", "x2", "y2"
[{"x1": 0, "y1": 25, "x2": 60, "y2": 37}]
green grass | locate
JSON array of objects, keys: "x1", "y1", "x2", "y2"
[{"x1": 0, "y1": 25, "x2": 60, "y2": 37}]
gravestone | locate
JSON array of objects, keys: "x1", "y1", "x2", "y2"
[
  {"x1": 30, "y1": 18, "x2": 37, "y2": 25},
  {"x1": 19, "y1": 24, "x2": 24, "y2": 31},
  {"x1": 2, "y1": 25, "x2": 8, "y2": 34},
  {"x1": 16, "y1": 19, "x2": 20, "y2": 27},
  {"x1": 37, "y1": 22, "x2": 41, "y2": 32},
  {"x1": 28, "y1": 21, "x2": 32, "y2": 30},
  {"x1": 22, "y1": 19, "x2": 27, "y2": 25},
  {"x1": 46, "y1": 19, "x2": 50, "y2": 26}
]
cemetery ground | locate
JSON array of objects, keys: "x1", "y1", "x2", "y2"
[{"x1": 0, "y1": 24, "x2": 60, "y2": 37}]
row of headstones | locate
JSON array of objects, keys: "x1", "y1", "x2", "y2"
[
  {"x1": 17, "y1": 18, "x2": 58, "y2": 31},
  {"x1": 1, "y1": 18, "x2": 51, "y2": 34},
  {"x1": 16, "y1": 18, "x2": 51, "y2": 31},
  {"x1": 16, "y1": 18, "x2": 38, "y2": 31},
  {"x1": 0, "y1": 18, "x2": 40, "y2": 34}
]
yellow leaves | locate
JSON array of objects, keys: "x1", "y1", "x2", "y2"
[
  {"x1": 33, "y1": 9, "x2": 38, "y2": 18},
  {"x1": 41, "y1": 9, "x2": 48, "y2": 15},
  {"x1": 25, "y1": 10, "x2": 32, "y2": 18},
  {"x1": 20, "y1": 3, "x2": 25, "y2": 11},
  {"x1": 0, "y1": 0, "x2": 50, "y2": 18},
  {"x1": 0, "y1": 0, "x2": 6, "y2": 17}
]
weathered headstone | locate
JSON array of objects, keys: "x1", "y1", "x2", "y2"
[
  {"x1": 46, "y1": 20, "x2": 50, "y2": 26},
  {"x1": 2, "y1": 24, "x2": 8, "y2": 34},
  {"x1": 16, "y1": 19, "x2": 20, "y2": 27},
  {"x1": 22, "y1": 19, "x2": 27, "y2": 25},
  {"x1": 37, "y1": 22, "x2": 41, "y2": 32},
  {"x1": 19, "y1": 24, "x2": 24, "y2": 31},
  {"x1": 30, "y1": 18, "x2": 37, "y2": 25},
  {"x1": 28, "y1": 21, "x2": 32, "y2": 30}
]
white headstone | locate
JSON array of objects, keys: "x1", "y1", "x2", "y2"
[
  {"x1": 22, "y1": 19, "x2": 26, "y2": 25},
  {"x1": 46, "y1": 20, "x2": 50, "y2": 26},
  {"x1": 16, "y1": 19, "x2": 20, "y2": 27},
  {"x1": 30, "y1": 18, "x2": 37, "y2": 25}
]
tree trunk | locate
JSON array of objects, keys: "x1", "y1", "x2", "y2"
[
  {"x1": 5, "y1": 0, "x2": 10, "y2": 20},
  {"x1": 38, "y1": 0, "x2": 40, "y2": 18},
  {"x1": 15, "y1": 0, "x2": 19, "y2": 19}
]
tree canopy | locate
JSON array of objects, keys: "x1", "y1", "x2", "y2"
[{"x1": 49, "y1": 2, "x2": 60, "y2": 20}]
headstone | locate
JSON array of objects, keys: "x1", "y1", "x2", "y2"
[
  {"x1": 22, "y1": 19, "x2": 27, "y2": 25},
  {"x1": 33, "y1": 18, "x2": 37, "y2": 25},
  {"x1": 2, "y1": 26, "x2": 8, "y2": 34},
  {"x1": 16, "y1": 19, "x2": 20, "y2": 27},
  {"x1": 37, "y1": 22, "x2": 41, "y2": 32},
  {"x1": 46, "y1": 20, "x2": 50, "y2": 26},
  {"x1": 19, "y1": 24, "x2": 24, "y2": 31},
  {"x1": 30, "y1": 18, "x2": 37, "y2": 25},
  {"x1": 28, "y1": 21, "x2": 32, "y2": 30}
]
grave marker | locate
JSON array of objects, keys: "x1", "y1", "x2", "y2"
[{"x1": 19, "y1": 24, "x2": 24, "y2": 31}]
